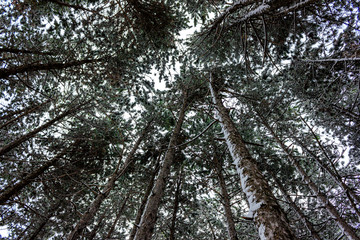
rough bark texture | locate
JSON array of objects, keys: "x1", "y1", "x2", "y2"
[
  {"x1": 0, "y1": 150, "x2": 66, "y2": 205},
  {"x1": 0, "y1": 107, "x2": 78, "y2": 156},
  {"x1": 214, "y1": 157, "x2": 239, "y2": 240},
  {"x1": 128, "y1": 160, "x2": 160, "y2": 240},
  {"x1": 67, "y1": 122, "x2": 151, "y2": 240},
  {"x1": 258, "y1": 114, "x2": 360, "y2": 240},
  {"x1": 134, "y1": 94, "x2": 188, "y2": 240},
  {"x1": 209, "y1": 78, "x2": 297, "y2": 240}
]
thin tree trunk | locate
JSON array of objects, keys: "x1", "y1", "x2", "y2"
[
  {"x1": 293, "y1": 136, "x2": 360, "y2": 205},
  {"x1": 128, "y1": 159, "x2": 160, "y2": 240},
  {"x1": 209, "y1": 78, "x2": 297, "y2": 240},
  {"x1": 0, "y1": 99, "x2": 51, "y2": 130},
  {"x1": 257, "y1": 113, "x2": 360, "y2": 240},
  {"x1": 0, "y1": 106, "x2": 79, "y2": 156},
  {"x1": 0, "y1": 47, "x2": 55, "y2": 55},
  {"x1": 67, "y1": 121, "x2": 152, "y2": 240},
  {"x1": 262, "y1": 160, "x2": 322, "y2": 240},
  {"x1": 0, "y1": 59, "x2": 99, "y2": 79},
  {"x1": 134, "y1": 93, "x2": 188, "y2": 240},
  {"x1": 213, "y1": 156, "x2": 239, "y2": 240},
  {"x1": 169, "y1": 169, "x2": 183, "y2": 240},
  {"x1": 0, "y1": 149, "x2": 66, "y2": 204},
  {"x1": 273, "y1": 175, "x2": 322, "y2": 240},
  {"x1": 0, "y1": 99, "x2": 51, "y2": 122},
  {"x1": 16, "y1": 223, "x2": 32, "y2": 240},
  {"x1": 88, "y1": 211, "x2": 107, "y2": 240},
  {"x1": 105, "y1": 196, "x2": 129, "y2": 239},
  {"x1": 28, "y1": 201, "x2": 62, "y2": 240}
]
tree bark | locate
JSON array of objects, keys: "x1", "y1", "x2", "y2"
[
  {"x1": 209, "y1": 78, "x2": 297, "y2": 240},
  {"x1": 128, "y1": 160, "x2": 160, "y2": 240},
  {"x1": 0, "y1": 99, "x2": 51, "y2": 130},
  {"x1": 0, "y1": 149, "x2": 66, "y2": 205},
  {"x1": 257, "y1": 113, "x2": 360, "y2": 240},
  {"x1": 262, "y1": 160, "x2": 322, "y2": 240},
  {"x1": 0, "y1": 47, "x2": 55, "y2": 55},
  {"x1": 294, "y1": 136, "x2": 360, "y2": 206},
  {"x1": 134, "y1": 93, "x2": 188, "y2": 240},
  {"x1": 0, "y1": 106, "x2": 79, "y2": 156},
  {"x1": 0, "y1": 59, "x2": 98, "y2": 79},
  {"x1": 67, "y1": 121, "x2": 151, "y2": 240},
  {"x1": 105, "y1": 196, "x2": 129, "y2": 239},
  {"x1": 213, "y1": 156, "x2": 239, "y2": 240},
  {"x1": 87, "y1": 211, "x2": 107, "y2": 240},
  {"x1": 169, "y1": 169, "x2": 182, "y2": 240},
  {"x1": 28, "y1": 201, "x2": 62, "y2": 240}
]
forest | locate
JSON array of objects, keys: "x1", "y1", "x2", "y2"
[{"x1": 0, "y1": 0, "x2": 359, "y2": 239}]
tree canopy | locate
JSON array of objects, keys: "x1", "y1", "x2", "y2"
[{"x1": 1, "y1": 0, "x2": 359, "y2": 239}]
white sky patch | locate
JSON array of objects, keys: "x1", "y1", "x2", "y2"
[
  {"x1": 151, "y1": 23, "x2": 201, "y2": 91},
  {"x1": 0, "y1": 226, "x2": 9, "y2": 238},
  {"x1": 178, "y1": 24, "x2": 201, "y2": 40}
]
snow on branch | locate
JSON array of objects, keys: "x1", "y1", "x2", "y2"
[
  {"x1": 204, "y1": 0, "x2": 259, "y2": 34},
  {"x1": 237, "y1": 3, "x2": 271, "y2": 22},
  {"x1": 301, "y1": 57, "x2": 360, "y2": 62},
  {"x1": 276, "y1": 0, "x2": 319, "y2": 15}
]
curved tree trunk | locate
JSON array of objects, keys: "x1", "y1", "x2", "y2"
[
  {"x1": 134, "y1": 93, "x2": 188, "y2": 240},
  {"x1": 209, "y1": 78, "x2": 297, "y2": 240},
  {"x1": 88, "y1": 211, "x2": 107, "y2": 240}
]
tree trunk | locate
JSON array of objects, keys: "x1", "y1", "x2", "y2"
[
  {"x1": 262, "y1": 160, "x2": 322, "y2": 240},
  {"x1": 128, "y1": 159, "x2": 160, "y2": 240},
  {"x1": 105, "y1": 196, "x2": 129, "y2": 239},
  {"x1": 0, "y1": 106, "x2": 79, "y2": 156},
  {"x1": 213, "y1": 156, "x2": 239, "y2": 240},
  {"x1": 257, "y1": 113, "x2": 360, "y2": 240},
  {"x1": 0, "y1": 99, "x2": 51, "y2": 128},
  {"x1": 134, "y1": 93, "x2": 188, "y2": 240},
  {"x1": 0, "y1": 149, "x2": 66, "y2": 205},
  {"x1": 67, "y1": 121, "x2": 152, "y2": 240},
  {"x1": 0, "y1": 59, "x2": 98, "y2": 79},
  {"x1": 87, "y1": 211, "x2": 107, "y2": 240},
  {"x1": 209, "y1": 78, "x2": 297, "y2": 240},
  {"x1": 294, "y1": 137, "x2": 360, "y2": 205},
  {"x1": 28, "y1": 201, "x2": 62, "y2": 240},
  {"x1": 169, "y1": 169, "x2": 183, "y2": 240}
]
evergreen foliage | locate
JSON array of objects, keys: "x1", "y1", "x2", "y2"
[{"x1": 0, "y1": 0, "x2": 359, "y2": 239}]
